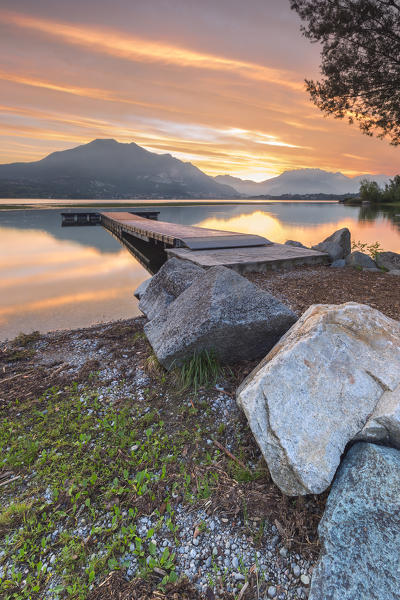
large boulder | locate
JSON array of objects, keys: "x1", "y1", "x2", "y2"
[
  {"x1": 330, "y1": 258, "x2": 346, "y2": 268},
  {"x1": 312, "y1": 228, "x2": 351, "y2": 261},
  {"x1": 345, "y1": 251, "x2": 376, "y2": 269},
  {"x1": 309, "y1": 443, "x2": 400, "y2": 600},
  {"x1": 237, "y1": 302, "x2": 400, "y2": 496},
  {"x1": 376, "y1": 250, "x2": 400, "y2": 271},
  {"x1": 144, "y1": 266, "x2": 297, "y2": 369},
  {"x1": 133, "y1": 277, "x2": 152, "y2": 300},
  {"x1": 139, "y1": 258, "x2": 203, "y2": 320}
]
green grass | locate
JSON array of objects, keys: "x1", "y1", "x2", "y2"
[
  {"x1": 0, "y1": 502, "x2": 32, "y2": 534},
  {"x1": 0, "y1": 372, "x2": 237, "y2": 600},
  {"x1": 175, "y1": 350, "x2": 222, "y2": 394},
  {"x1": 0, "y1": 385, "x2": 189, "y2": 599}
]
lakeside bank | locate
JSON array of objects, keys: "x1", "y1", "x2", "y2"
[{"x1": 1, "y1": 265, "x2": 399, "y2": 599}]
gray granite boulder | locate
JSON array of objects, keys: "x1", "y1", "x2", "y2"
[
  {"x1": 376, "y1": 250, "x2": 400, "y2": 271},
  {"x1": 309, "y1": 442, "x2": 400, "y2": 600},
  {"x1": 144, "y1": 266, "x2": 297, "y2": 369},
  {"x1": 330, "y1": 258, "x2": 346, "y2": 268},
  {"x1": 284, "y1": 240, "x2": 308, "y2": 249},
  {"x1": 139, "y1": 258, "x2": 203, "y2": 320},
  {"x1": 237, "y1": 302, "x2": 400, "y2": 495},
  {"x1": 312, "y1": 228, "x2": 351, "y2": 261},
  {"x1": 133, "y1": 277, "x2": 152, "y2": 300},
  {"x1": 345, "y1": 251, "x2": 376, "y2": 269}
]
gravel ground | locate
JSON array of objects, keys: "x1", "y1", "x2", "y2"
[
  {"x1": 0, "y1": 315, "x2": 320, "y2": 600},
  {"x1": 3, "y1": 264, "x2": 397, "y2": 599}
]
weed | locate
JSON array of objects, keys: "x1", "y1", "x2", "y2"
[
  {"x1": 4, "y1": 348, "x2": 35, "y2": 362},
  {"x1": 12, "y1": 331, "x2": 41, "y2": 347},
  {"x1": 144, "y1": 352, "x2": 165, "y2": 379},
  {"x1": 0, "y1": 502, "x2": 32, "y2": 534},
  {"x1": 175, "y1": 349, "x2": 221, "y2": 393},
  {"x1": 351, "y1": 240, "x2": 383, "y2": 259}
]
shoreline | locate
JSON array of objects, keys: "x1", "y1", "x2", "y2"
[{"x1": 1, "y1": 265, "x2": 399, "y2": 599}]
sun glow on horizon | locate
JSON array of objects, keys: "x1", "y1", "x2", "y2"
[{"x1": 0, "y1": 2, "x2": 398, "y2": 177}]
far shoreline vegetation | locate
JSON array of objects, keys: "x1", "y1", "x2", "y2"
[{"x1": 343, "y1": 176, "x2": 400, "y2": 208}]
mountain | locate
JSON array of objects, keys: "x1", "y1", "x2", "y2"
[
  {"x1": 215, "y1": 169, "x2": 391, "y2": 196},
  {"x1": 0, "y1": 139, "x2": 238, "y2": 199}
]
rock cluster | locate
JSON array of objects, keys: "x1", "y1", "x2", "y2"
[
  {"x1": 286, "y1": 227, "x2": 400, "y2": 275},
  {"x1": 141, "y1": 259, "x2": 296, "y2": 369}
]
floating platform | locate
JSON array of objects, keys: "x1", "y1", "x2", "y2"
[
  {"x1": 100, "y1": 212, "x2": 269, "y2": 250},
  {"x1": 166, "y1": 244, "x2": 328, "y2": 274}
]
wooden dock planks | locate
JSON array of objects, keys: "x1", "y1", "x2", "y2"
[
  {"x1": 100, "y1": 212, "x2": 270, "y2": 249},
  {"x1": 166, "y1": 244, "x2": 329, "y2": 274},
  {"x1": 100, "y1": 211, "x2": 328, "y2": 273}
]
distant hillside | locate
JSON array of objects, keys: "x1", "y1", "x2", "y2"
[
  {"x1": 0, "y1": 139, "x2": 238, "y2": 199},
  {"x1": 215, "y1": 169, "x2": 391, "y2": 196}
]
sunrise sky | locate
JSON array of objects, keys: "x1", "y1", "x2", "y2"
[{"x1": 1, "y1": 0, "x2": 398, "y2": 181}]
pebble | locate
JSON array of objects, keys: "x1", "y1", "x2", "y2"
[
  {"x1": 292, "y1": 564, "x2": 301, "y2": 577},
  {"x1": 3, "y1": 338, "x2": 314, "y2": 600},
  {"x1": 300, "y1": 574, "x2": 310, "y2": 586}
]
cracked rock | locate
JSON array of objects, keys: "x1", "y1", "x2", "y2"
[{"x1": 237, "y1": 302, "x2": 400, "y2": 495}]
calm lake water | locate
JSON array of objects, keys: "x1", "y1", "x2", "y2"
[{"x1": 1, "y1": 200, "x2": 399, "y2": 340}]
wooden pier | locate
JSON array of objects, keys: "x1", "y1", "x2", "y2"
[
  {"x1": 100, "y1": 212, "x2": 269, "y2": 250},
  {"x1": 99, "y1": 211, "x2": 328, "y2": 272}
]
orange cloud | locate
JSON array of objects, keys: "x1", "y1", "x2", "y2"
[
  {"x1": 0, "y1": 10, "x2": 303, "y2": 90},
  {"x1": 0, "y1": 70, "x2": 187, "y2": 115}
]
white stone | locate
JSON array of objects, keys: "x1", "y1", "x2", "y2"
[{"x1": 237, "y1": 303, "x2": 400, "y2": 496}]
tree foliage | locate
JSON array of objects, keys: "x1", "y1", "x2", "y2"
[
  {"x1": 359, "y1": 174, "x2": 400, "y2": 201},
  {"x1": 290, "y1": 0, "x2": 400, "y2": 144}
]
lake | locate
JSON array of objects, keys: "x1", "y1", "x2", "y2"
[{"x1": 1, "y1": 200, "x2": 399, "y2": 340}]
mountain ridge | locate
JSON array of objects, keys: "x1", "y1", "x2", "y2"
[
  {"x1": 0, "y1": 139, "x2": 238, "y2": 199},
  {"x1": 0, "y1": 139, "x2": 392, "y2": 198},
  {"x1": 215, "y1": 169, "x2": 391, "y2": 196}
]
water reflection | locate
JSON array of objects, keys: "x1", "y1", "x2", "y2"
[
  {"x1": 196, "y1": 210, "x2": 400, "y2": 251},
  {"x1": 1, "y1": 202, "x2": 399, "y2": 340},
  {"x1": 0, "y1": 225, "x2": 148, "y2": 340},
  {"x1": 358, "y1": 203, "x2": 400, "y2": 231}
]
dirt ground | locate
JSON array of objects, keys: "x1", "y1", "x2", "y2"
[
  {"x1": 1, "y1": 264, "x2": 398, "y2": 600},
  {"x1": 247, "y1": 265, "x2": 400, "y2": 321}
]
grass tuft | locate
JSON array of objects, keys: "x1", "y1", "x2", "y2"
[
  {"x1": 175, "y1": 349, "x2": 221, "y2": 394},
  {"x1": 0, "y1": 501, "x2": 32, "y2": 534}
]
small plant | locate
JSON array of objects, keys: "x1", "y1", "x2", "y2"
[
  {"x1": 175, "y1": 349, "x2": 221, "y2": 393},
  {"x1": 351, "y1": 240, "x2": 383, "y2": 259},
  {"x1": 145, "y1": 352, "x2": 165, "y2": 378},
  {"x1": 12, "y1": 331, "x2": 41, "y2": 347},
  {"x1": 0, "y1": 502, "x2": 32, "y2": 534}
]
